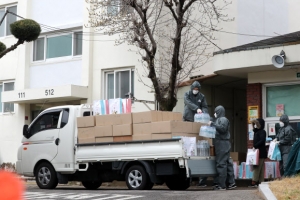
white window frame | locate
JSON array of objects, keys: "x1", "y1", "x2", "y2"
[
  {"x1": 263, "y1": 81, "x2": 300, "y2": 121},
  {"x1": 0, "y1": 81, "x2": 15, "y2": 113},
  {"x1": 263, "y1": 81, "x2": 300, "y2": 137},
  {"x1": 32, "y1": 31, "x2": 82, "y2": 63},
  {"x1": 0, "y1": 4, "x2": 18, "y2": 37},
  {"x1": 104, "y1": 68, "x2": 134, "y2": 99}
]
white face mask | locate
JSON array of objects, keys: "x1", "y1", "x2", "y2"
[
  {"x1": 254, "y1": 125, "x2": 257, "y2": 128},
  {"x1": 214, "y1": 113, "x2": 217, "y2": 118},
  {"x1": 279, "y1": 122, "x2": 284, "y2": 127},
  {"x1": 192, "y1": 90, "x2": 199, "y2": 95}
]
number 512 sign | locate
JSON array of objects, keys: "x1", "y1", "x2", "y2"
[{"x1": 18, "y1": 89, "x2": 55, "y2": 99}]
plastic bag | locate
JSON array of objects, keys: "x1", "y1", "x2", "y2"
[
  {"x1": 199, "y1": 126, "x2": 216, "y2": 138},
  {"x1": 194, "y1": 113, "x2": 210, "y2": 123}
]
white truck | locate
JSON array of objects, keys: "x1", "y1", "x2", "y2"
[{"x1": 16, "y1": 105, "x2": 216, "y2": 190}]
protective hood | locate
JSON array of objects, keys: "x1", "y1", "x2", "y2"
[
  {"x1": 190, "y1": 81, "x2": 201, "y2": 91},
  {"x1": 280, "y1": 114, "x2": 289, "y2": 127},
  {"x1": 215, "y1": 105, "x2": 225, "y2": 118},
  {"x1": 252, "y1": 118, "x2": 265, "y2": 130}
]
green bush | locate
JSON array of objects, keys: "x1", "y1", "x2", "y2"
[
  {"x1": 0, "y1": 42, "x2": 6, "y2": 53},
  {"x1": 10, "y1": 19, "x2": 41, "y2": 42}
]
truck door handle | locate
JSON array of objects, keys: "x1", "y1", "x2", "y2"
[{"x1": 55, "y1": 138, "x2": 60, "y2": 146}]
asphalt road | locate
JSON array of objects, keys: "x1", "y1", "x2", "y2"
[{"x1": 25, "y1": 183, "x2": 264, "y2": 200}]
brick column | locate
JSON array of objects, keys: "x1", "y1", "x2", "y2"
[{"x1": 247, "y1": 83, "x2": 262, "y2": 149}]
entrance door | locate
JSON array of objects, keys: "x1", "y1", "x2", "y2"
[{"x1": 21, "y1": 110, "x2": 62, "y2": 175}]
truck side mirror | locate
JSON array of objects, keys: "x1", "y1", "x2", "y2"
[{"x1": 23, "y1": 125, "x2": 30, "y2": 139}]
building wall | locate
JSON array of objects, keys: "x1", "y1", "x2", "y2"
[{"x1": 246, "y1": 83, "x2": 262, "y2": 149}]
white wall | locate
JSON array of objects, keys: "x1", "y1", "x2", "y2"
[
  {"x1": 29, "y1": 0, "x2": 83, "y2": 29},
  {"x1": 201, "y1": 1, "x2": 292, "y2": 76},
  {"x1": 29, "y1": 60, "x2": 82, "y2": 88},
  {"x1": 0, "y1": 0, "x2": 30, "y2": 164}
]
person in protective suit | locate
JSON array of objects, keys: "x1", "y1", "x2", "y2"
[
  {"x1": 248, "y1": 118, "x2": 267, "y2": 187},
  {"x1": 183, "y1": 81, "x2": 209, "y2": 186},
  {"x1": 209, "y1": 105, "x2": 236, "y2": 190},
  {"x1": 183, "y1": 81, "x2": 208, "y2": 121},
  {"x1": 276, "y1": 114, "x2": 297, "y2": 176}
]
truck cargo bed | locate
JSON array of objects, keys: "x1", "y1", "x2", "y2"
[{"x1": 76, "y1": 138, "x2": 184, "y2": 162}]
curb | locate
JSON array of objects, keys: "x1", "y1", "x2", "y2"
[
  {"x1": 258, "y1": 182, "x2": 277, "y2": 200},
  {"x1": 21, "y1": 176, "x2": 35, "y2": 181}
]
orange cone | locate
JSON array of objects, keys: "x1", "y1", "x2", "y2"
[{"x1": 0, "y1": 170, "x2": 24, "y2": 200}]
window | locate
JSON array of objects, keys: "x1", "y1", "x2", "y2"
[
  {"x1": 266, "y1": 84, "x2": 300, "y2": 117},
  {"x1": 60, "y1": 109, "x2": 69, "y2": 128},
  {"x1": 30, "y1": 111, "x2": 61, "y2": 135},
  {"x1": 105, "y1": 69, "x2": 134, "y2": 99},
  {"x1": 0, "y1": 5, "x2": 17, "y2": 37},
  {"x1": 0, "y1": 82, "x2": 14, "y2": 112},
  {"x1": 107, "y1": 0, "x2": 132, "y2": 16},
  {"x1": 33, "y1": 31, "x2": 82, "y2": 61}
]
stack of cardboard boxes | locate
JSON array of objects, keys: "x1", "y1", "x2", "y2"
[{"x1": 77, "y1": 111, "x2": 212, "y2": 145}]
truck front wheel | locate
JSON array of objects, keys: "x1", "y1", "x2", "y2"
[
  {"x1": 35, "y1": 162, "x2": 58, "y2": 189},
  {"x1": 82, "y1": 181, "x2": 102, "y2": 190},
  {"x1": 165, "y1": 176, "x2": 190, "y2": 190},
  {"x1": 125, "y1": 165, "x2": 151, "y2": 190}
]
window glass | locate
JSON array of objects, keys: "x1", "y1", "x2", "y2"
[
  {"x1": 3, "y1": 82, "x2": 14, "y2": 112},
  {"x1": 0, "y1": 85, "x2": 2, "y2": 112},
  {"x1": 107, "y1": 0, "x2": 119, "y2": 15},
  {"x1": 107, "y1": 73, "x2": 114, "y2": 99},
  {"x1": 116, "y1": 71, "x2": 130, "y2": 98},
  {"x1": 0, "y1": 9, "x2": 4, "y2": 37},
  {"x1": 131, "y1": 70, "x2": 134, "y2": 97},
  {"x1": 266, "y1": 84, "x2": 300, "y2": 117},
  {"x1": 6, "y1": 6, "x2": 17, "y2": 36},
  {"x1": 60, "y1": 109, "x2": 69, "y2": 128},
  {"x1": 74, "y1": 32, "x2": 82, "y2": 56},
  {"x1": 46, "y1": 34, "x2": 72, "y2": 59},
  {"x1": 33, "y1": 38, "x2": 44, "y2": 61},
  {"x1": 30, "y1": 111, "x2": 61, "y2": 135}
]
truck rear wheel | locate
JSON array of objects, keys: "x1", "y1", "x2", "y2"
[
  {"x1": 82, "y1": 181, "x2": 102, "y2": 190},
  {"x1": 35, "y1": 162, "x2": 58, "y2": 189},
  {"x1": 125, "y1": 165, "x2": 151, "y2": 190},
  {"x1": 165, "y1": 176, "x2": 190, "y2": 190}
]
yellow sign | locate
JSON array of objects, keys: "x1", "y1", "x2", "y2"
[{"x1": 248, "y1": 105, "x2": 259, "y2": 123}]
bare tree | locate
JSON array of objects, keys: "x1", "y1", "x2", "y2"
[{"x1": 86, "y1": 0, "x2": 231, "y2": 111}]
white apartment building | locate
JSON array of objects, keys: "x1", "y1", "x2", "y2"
[{"x1": 1, "y1": 0, "x2": 299, "y2": 164}]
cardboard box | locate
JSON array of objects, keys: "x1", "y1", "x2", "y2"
[
  {"x1": 133, "y1": 123, "x2": 152, "y2": 135},
  {"x1": 162, "y1": 112, "x2": 183, "y2": 121},
  {"x1": 78, "y1": 127, "x2": 95, "y2": 138},
  {"x1": 192, "y1": 122, "x2": 201, "y2": 134},
  {"x1": 95, "y1": 114, "x2": 132, "y2": 126},
  {"x1": 151, "y1": 121, "x2": 193, "y2": 134},
  {"x1": 78, "y1": 137, "x2": 95, "y2": 144},
  {"x1": 113, "y1": 136, "x2": 133, "y2": 142},
  {"x1": 95, "y1": 115, "x2": 114, "y2": 126},
  {"x1": 113, "y1": 124, "x2": 132, "y2": 136},
  {"x1": 132, "y1": 134, "x2": 152, "y2": 141},
  {"x1": 230, "y1": 152, "x2": 247, "y2": 162},
  {"x1": 94, "y1": 126, "x2": 113, "y2": 137},
  {"x1": 77, "y1": 116, "x2": 95, "y2": 128},
  {"x1": 112, "y1": 113, "x2": 132, "y2": 125},
  {"x1": 132, "y1": 111, "x2": 162, "y2": 124},
  {"x1": 95, "y1": 137, "x2": 114, "y2": 143}
]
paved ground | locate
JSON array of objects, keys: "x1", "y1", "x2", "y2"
[{"x1": 25, "y1": 181, "x2": 264, "y2": 200}]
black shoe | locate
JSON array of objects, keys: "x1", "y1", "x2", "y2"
[
  {"x1": 248, "y1": 183, "x2": 258, "y2": 188},
  {"x1": 227, "y1": 183, "x2": 237, "y2": 190},
  {"x1": 212, "y1": 183, "x2": 219, "y2": 188},
  {"x1": 197, "y1": 183, "x2": 207, "y2": 187},
  {"x1": 214, "y1": 186, "x2": 226, "y2": 191}
]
